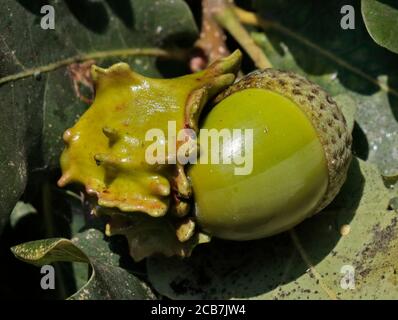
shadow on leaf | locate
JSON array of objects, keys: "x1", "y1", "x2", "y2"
[
  {"x1": 65, "y1": 0, "x2": 109, "y2": 34},
  {"x1": 15, "y1": 0, "x2": 48, "y2": 15},
  {"x1": 105, "y1": 0, "x2": 134, "y2": 28},
  {"x1": 147, "y1": 158, "x2": 364, "y2": 299},
  {"x1": 351, "y1": 121, "x2": 369, "y2": 161}
]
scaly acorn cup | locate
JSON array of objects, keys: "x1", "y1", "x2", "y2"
[
  {"x1": 189, "y1": 69, "x2": 352, "y2": 241},
  {"x1": 58, "y1": 50, "x2": 242, "y2": 260}
]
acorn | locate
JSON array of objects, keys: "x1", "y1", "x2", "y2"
[
  {"x1": 188, "y1": 69, "x2": 352, "y2": 240},
  {"x1": 57, "y1": 50, "x2": 352, "y2": 260}
]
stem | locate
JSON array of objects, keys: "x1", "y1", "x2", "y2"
[
  {"x1": 233, "y1": 6, "x2": 274, "y2": 29},
  {"x1": 213, "y1": 1, "x2": 272, "y2": 69},
  {"x1": 195, "y1": 0, "x2": 230, "y2": 64},
  {"x1": 0, "y1": 48, "x2": 188, "y2": 86}
]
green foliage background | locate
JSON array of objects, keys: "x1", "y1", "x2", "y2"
[{"x1": 0, "y1": 0, "x2": 397, "y2": 299}]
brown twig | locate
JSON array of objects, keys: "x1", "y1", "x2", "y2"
[
  {"x1": 212, "y1": 0, "x2": 272, "y2": 69},
  {"x1": 67, "y1": 60, "x2": 96, "y2": 104},
  {"x1": 0, "y1": 48, "x2": 188, "y2": 86},
  {"x1": 191, "y1": 0, "x2": 230, "y2": 71}
]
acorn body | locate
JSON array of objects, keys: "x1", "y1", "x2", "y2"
[{"x1": 189, "y1": 69, "x2": 352, "y2": 240}]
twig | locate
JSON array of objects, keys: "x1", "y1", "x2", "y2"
[
  {"x1": 211, "y1": 0, "x2": 272, "y2": 69},
  {"x1": 0, "y1": 48, "x2": 188, "y2": 86},
  {"x1": 192, "y1": 0, "x2": 230, "y2": 70}
]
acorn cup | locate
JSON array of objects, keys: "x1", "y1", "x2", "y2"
[{"x1": 58, "y1": 50, "x2": 242, "y2": 260}]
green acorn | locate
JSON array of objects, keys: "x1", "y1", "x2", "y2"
[{"x1": 189, "y1": 69, "x2": 352, "y2": 240}]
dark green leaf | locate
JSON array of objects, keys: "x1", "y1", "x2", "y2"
[
  {"x1": 9, "y1": 201, "x2": 37, "y2": 228},
  {"x1": 361, "y1": 0, "x2": 398, "y2": 54},
  {"x1": 11, "y1": 228, "x2": 155, "y2": 299}
]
